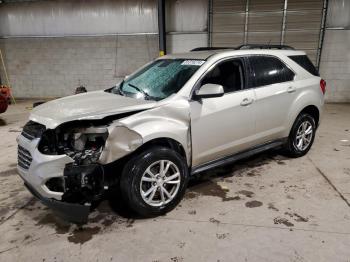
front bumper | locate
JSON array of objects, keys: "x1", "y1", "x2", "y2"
[
  {"x1": 24, "y1": 182, "x2": 90, "y2": 224},
  {"x1": 17, "y1": 134, "x2": 95, "y2": 224},
  {"x1": 17, "y1": 134, "x2": 74, "y2": 200}
]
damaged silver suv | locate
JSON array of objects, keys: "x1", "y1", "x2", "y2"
[{"x1": 17, "y1": 45, "x2": 325, "y2": 223}]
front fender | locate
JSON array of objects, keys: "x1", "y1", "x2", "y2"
[
  {"x1": 99, "y1": 98, "x2": 192, "y2": 166},
  {"x1": 98, "y1": 125, "x2": 144, "y2": 164}
]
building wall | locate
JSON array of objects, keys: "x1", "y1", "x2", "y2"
[
  {"x1": 167, "y1": 33, "x2": 207, "y2": 54},
  {"x1": 0, "y1": 0, "x2": 159, "y2": 98},
  {"x1": 0, "y1": 0, "x2": 158, "y2": 36},
  {"x1": 0, "y1": 35, "x2": 158, "y2": 98},
  {"x1": 0, "y1": 0, "x2": 207, "y2": 98},
  {"x1": 319, "y1": 0, "x2": 350, "y2": 102},
  {"x1": 320, "y1": 29, "x2": 350, "y2": 103},
  {"x1": 2, "y1": 30, "x2": 348, "y2": 101},
  {"x1": 0, "y1": 0, "x2": 349, "y2": 102},
  {"x1": 165, "y1": 0, "x2": 208, "y2": 54}
]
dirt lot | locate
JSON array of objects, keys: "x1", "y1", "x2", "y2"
[{"x1": 0, "y1": 101, "x2": 350, "y2": 262}]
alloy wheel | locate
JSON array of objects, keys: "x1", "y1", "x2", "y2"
[
  {"x1": 295, "y1": 120, "x2": 313, "y2": 151},
  {"x1": 140, "y1": 160, "x2": 181, "y2": 207}
]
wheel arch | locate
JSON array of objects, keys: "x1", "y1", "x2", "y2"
[
  {"x1": 286, "y1": 104, "x2": 321, "y2": 138},
  {"x1": 298, "y1": 105, "x2": 320, "y2": 127},
  {"x1": 134, "y1": 137, "x2": 188, "y2": 164},
  {"x1": 102, "y1": 136, "x2": 189, "y2": 188}
]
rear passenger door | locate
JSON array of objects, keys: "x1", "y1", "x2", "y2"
[{"x1": 248, "y1": 55, "x2": 296, "y2": 144}]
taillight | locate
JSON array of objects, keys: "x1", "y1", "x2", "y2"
[{"x1": 320, "y1": 79, "x2": 326, "y2": 95}]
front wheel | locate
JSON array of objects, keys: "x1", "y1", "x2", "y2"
[
  {"x1": 284, "y1": 113, "x2": 316, "y2": 157},
  {"x1": 120, "y1": 147, "x2": 189, "y2": 217}
]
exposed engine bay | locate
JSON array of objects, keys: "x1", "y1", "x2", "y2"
[
  {"x1": 38, "y1": 123, "x2": 108, "y2": 165},
  {"x1": 37, "y1": 122, "x2": 110, "y2": 204}
]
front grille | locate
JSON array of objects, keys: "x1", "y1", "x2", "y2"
[
  {"x1": 22, "y1": 130, "x2": 36, "y2": 140},
  {"x1": 21, "y1": 121, "x2": 46, "y2": 141},
  {"x1": 18, "y1": 145, "x2": 33, "y2": 170}
]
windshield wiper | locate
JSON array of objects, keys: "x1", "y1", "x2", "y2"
[{"x1": 127, "y1": 83, "x2": 152, "y2": 100}]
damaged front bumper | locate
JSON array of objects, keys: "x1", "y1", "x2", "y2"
[
  {"x1": 24, "y1": 182, "x2": 90, "y2": 224},
  {"x1": 17, "y1": 134, "x2": 103, "y2": 224}
]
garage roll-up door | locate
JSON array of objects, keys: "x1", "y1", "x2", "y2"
[{"x1": 209, "y1": 0, "x2": 327, "y2": 66}]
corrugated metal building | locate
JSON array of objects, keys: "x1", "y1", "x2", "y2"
[{"x1": 0, "y1": 0, "x2": 349, "y2": 101}]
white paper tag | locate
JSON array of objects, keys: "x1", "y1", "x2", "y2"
[{"x1": 181, "y1": 60, "x2": 205, "y2": 66}]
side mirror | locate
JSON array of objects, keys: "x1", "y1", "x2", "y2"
[{"x1": 194, "y1": 84, "x2": 224, "y2": 99}]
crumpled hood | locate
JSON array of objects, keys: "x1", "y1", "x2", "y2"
[{"x1": 30, "y1": 91, "x2": 157, "y2": 129}]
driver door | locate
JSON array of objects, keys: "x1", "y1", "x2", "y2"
[{"x1": 190, "y1": 58, "x2": 256, "y2": 167}]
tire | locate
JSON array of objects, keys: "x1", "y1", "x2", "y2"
[
  {"x1": 284, "y1": 113, "x2": 316, "y2": 158},
  {"x1": 120, "y1": 146, "x2": 189, "y2": 217}
]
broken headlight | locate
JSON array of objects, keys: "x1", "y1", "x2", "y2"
[{"x1": 39, "y1": 124, "x2": 108, "y2": 165}]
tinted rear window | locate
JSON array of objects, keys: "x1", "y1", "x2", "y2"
[
  {"x1": 288, "y1": 55, "x2": 319, "y2": 76},
  {"x1": 248, "y1": 56, "x2": 295, "y2": 88}
]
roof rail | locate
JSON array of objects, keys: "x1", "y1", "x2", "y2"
[
  {"x1": 190, "y1": 47, "x2": 233, "y2": 52},
  {"x1": 237, "y1": 44, "x2": 295, "y2": 50},
  {"x1": 191, "y1": 44, "x2": 295, "y2": 52}
]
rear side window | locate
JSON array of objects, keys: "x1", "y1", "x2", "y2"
[
  {"x1": 248, "y1": 56, "x2": 295, "y2": 88},
  {"x1": 288, "y1": 55, "x2": 319, "y2": 76}
]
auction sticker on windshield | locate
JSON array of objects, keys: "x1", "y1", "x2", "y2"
[{"x1": 181, "y1": 60, "x2": 205, "y2": 66}]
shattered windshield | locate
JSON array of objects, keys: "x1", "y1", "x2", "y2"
[{"x1": 110, "y1": 59, "x2": 205, "y2": 101}]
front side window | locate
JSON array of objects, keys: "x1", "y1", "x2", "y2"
[
  {"x1": 249, "y1": 56, "x2": 295, "y2": 88},
  {"x1": 110, "y1": 59, "x2": 204, "y2": 101},
  {"x1": 200, "y1": 59, "x2": 244, "y2": 93}
]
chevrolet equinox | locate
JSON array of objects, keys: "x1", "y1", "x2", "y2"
[{"x1": 17, "y1": 45, "x2": 325, "y2": 223}]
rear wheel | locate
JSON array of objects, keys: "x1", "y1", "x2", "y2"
[
  {"x1": 284, "y1": 113, "x2": 316, "y2": 157},
  {"x1": 120, "y1": 147, "x2": 189, "y2": 217}
]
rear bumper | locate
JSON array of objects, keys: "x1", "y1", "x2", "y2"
[{"x1": 24, "y1": 182, "x2": 90, "y2": 224}]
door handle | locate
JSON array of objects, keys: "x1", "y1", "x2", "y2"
[
  {"x1": 240, "y1": 98, "x2": 253, "y2": 106},
  {"x1": 287, "y1": 86, "x2": 296, "y2": 93}
]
